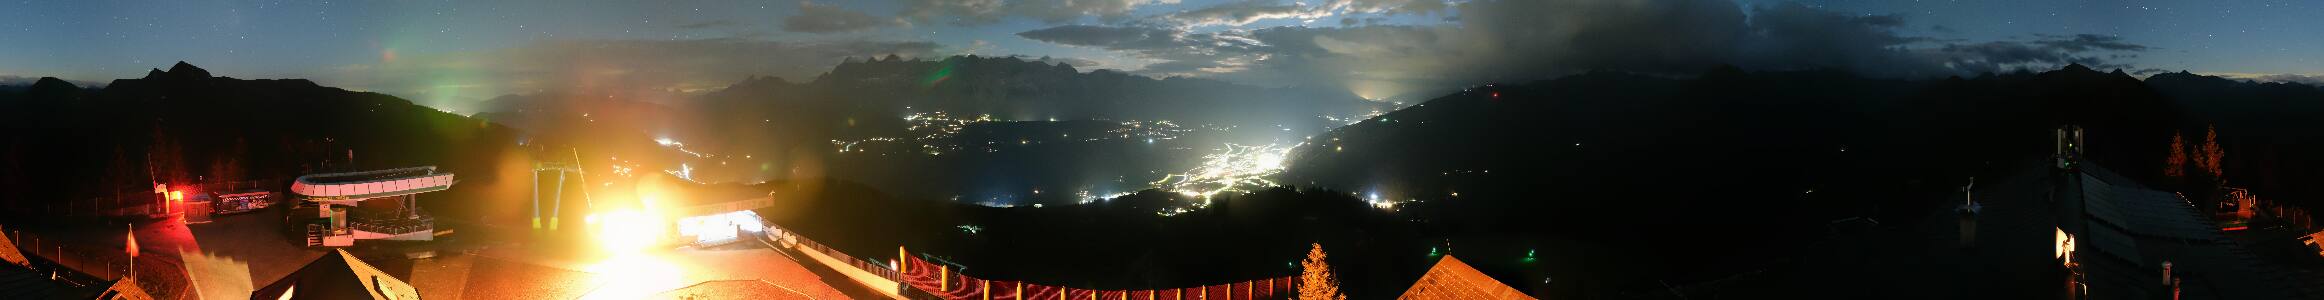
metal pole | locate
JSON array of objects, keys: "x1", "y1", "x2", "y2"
[
  {"x1": 552, "y1": 172, "x2": 566, "y2": 230},
  {"x1": 571, "y1": 148, "x2": 593, "y2": 207},
  {"x1": 532, "y1": 168, "x2": 540, "y2": 229}
]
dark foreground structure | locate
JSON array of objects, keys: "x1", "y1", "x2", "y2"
[
  {"x1": 286, "y1": 166, "x2": 454, "y2": 247},
  {"x1": 2056, "y1": 163, "x2": 2310, "y2": 299},
  {"x1": 0, "y1": 225, "x2": 152, "y2": 300},
  {"x1": 1401, "y1": 255, "x2": 1533, "y2": 300},
  {"x1": 249, "y1": 249, "x2": 417, "y2": 300},
  {"x1": 1699, "y1": 130, "x2": 2324, "y2": 299}
]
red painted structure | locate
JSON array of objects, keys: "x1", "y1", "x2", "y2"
[{"x1": 899, "y1": 255, "x2": 1298, "y2": 300}]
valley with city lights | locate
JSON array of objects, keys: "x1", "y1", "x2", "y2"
[{"x1": 8, "y1": 1, "x2": 2324, "y2": 299}]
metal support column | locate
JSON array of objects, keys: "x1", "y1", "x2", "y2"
[
  {"x1": 532, "y1": 167, "x2": 541, "y2": 229},
  {"x1": 551, "y1": 172, "x2": 566, "y2": 230}
]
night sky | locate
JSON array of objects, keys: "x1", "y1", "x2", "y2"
[{"x1": 4, "y1": 0, "x2": 2318, "y2": 111}]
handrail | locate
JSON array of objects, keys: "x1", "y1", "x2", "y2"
[
  {"x1": 775, "y1": 225, "x2": 908, "y2": 282},
  {"x1": 289, "y1": 166, "x2": 455, "y2": 200},
  {"x1": 766, "y1": 224, "x2": 1297, "y2": 300},
  {"x1": 293, "y1": 166, "x2": 438, "y2": 185}
]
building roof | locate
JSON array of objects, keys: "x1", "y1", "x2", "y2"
[
  {"x1": 1399, "y1": 255, "x2": 1534, "y2": 300},
  {"x1": 250, "y1": 249, "x2": 418, "y2": 300},
  {"x1": 2070, "y1": 164, "x2": 2305, "y2": 299},
  {"x1": 0, "y1": 225, "x2": 118, "y2": 300},
  {"x1": 0, "y1": 225, "x2": 28, "y2": 267},
  {"x1": 95, "y1": 276, "x2": 155, "y2": 300},
  {"x1": 0, "y1": 264, "x2": 106, "y2": 300},
  {"x1": 2079, "y1": 174, "x2": 2221, "y2": 242}
]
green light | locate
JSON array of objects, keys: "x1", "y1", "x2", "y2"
[
  {"x1": 1428, "y1": 246, "x2": 1440, "y2": 257},
  {"x1": 1523, "y1": 249, "x2": 1537, "y2": 263},
  {"x1": 923, "y1": 60, "x2": 956, "y2": 88}
]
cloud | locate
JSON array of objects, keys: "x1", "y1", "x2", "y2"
[
  {"x1": 1015, "y1": 0, "x2": 2152, "y2": 98},
  {"x1": 1915, "y1": 33, "x2": 2159, "y2": 73},
  {"x1": 904, "y1": 0, "x2": 1179, "y2": 25},
  {"x1": 1043, "y1": 57, "x2": 1105, "y2": 68},
  {"x1": 2031, "y1": 34, "x2": 2149, "y2": 52},
  {"x1": 1323, "y1": 0, "x2": 1451, "y2": 15},
  {"x1": 1736, "y1": 2, "x2": 1964, "y2": 77},
  {"x1": 785, "y1": 1, "x2": 907, "y2": 33},
  {"x1": 317, "y1": 38, "x2": 939, "y2": 110},
  {"x1": 1157, "y1": 0, "x2": 1326, "y2": 27},
  {"x1": 1142, "y1": 0, "x2": 1448, "y2": 28},
  {"x1": 1015, "y1": 25, "x2": 1183, "y2": 48},
  {"x1": 676, "y1": 20, "x2": 740, "y2": 30},
  {"x1": 1016, "y1": 24, "x2": 1271, "y2": 77},
  {"x1": 2249, "y1": 74, "x2": 2324, "y2": 86},
  {"x1": 959, "y1": 39, "x2": 999, "y2": 54}
]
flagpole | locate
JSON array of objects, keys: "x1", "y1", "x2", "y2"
[{"x1": 126, "y1": 223, "x2": 135, "y2": 280}]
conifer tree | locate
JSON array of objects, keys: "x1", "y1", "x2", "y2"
[
  {"x1": 2166, "y1": 132, "x2": 2186, "y2": 179},
  {"x1": 1299, "y1": 243, "x2": 1345, "y2": 300},
  {"x1": 2199, "y1": 125, "x2": 2225, "y2": 179}
]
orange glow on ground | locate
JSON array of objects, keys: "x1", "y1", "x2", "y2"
[{"x1": 580, "y1": 252, "x2": 685, "y2": 299}]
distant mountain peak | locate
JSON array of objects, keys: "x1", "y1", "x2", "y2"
[
  {"x1": 2035, "y1": 63, "x2": 2142, "y2": 82},
  {"x1": 140, "y1": 62, "x2": 214, "y2": 82},
  {"x1": 29, "y1": 77, "x2": 77, "y2": 90},
  {"x1": 2143, "y1": 69, "x2": 2230, "y2": 84},
  {"x1": 168, "y1": 61, "x2": 211, "y2": 78},
  {"x1": 1698, "y1": 64, "x2": 1748, "y2": 80},
  {"x1": 20, "y1": 77, "x2": 86, "y2": 100},
  {"x1": 2057, "y1": 63, "x2": 2097, "y2": 74}
]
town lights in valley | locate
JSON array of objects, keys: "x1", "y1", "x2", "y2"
[{"x1": 1153, "y1": 143, "x2": 1300, "y2": 200}]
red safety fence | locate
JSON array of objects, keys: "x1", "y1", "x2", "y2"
[
  {"x1": 768, "y1": 225, "x2": 910, "y2": 283},
  {"x1": 900, "y1": 253, "x2": 1299, "y2": 300},
  {"x1": 765, "y1": 224, "x2": 1300, "y2": 300}
]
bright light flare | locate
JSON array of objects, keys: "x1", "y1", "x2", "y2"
[
  {"x1": 587, "y1": 210, "x2": 666, "y2": 254},
  {"x1": 590, "y1": 175, "x2": 678, "y2": 253},
  {"x1": 676, "y1": 210, "x2": 763, "y2": 245}
]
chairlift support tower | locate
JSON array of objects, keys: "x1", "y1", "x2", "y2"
[{"x1": 533, "y1": 148, "x2": 592, "y2": 230}]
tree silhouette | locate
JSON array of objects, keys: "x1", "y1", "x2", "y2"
[
  {"x1": 1299, "y1": 243, "x2": 1345, "y2": 300},
  {"x1": 2166, "y1": 132, "x2": 2186, "y2": 179},
  {"x1": 2199, "y1": 125, "x2": 2225, "y2": 179}
]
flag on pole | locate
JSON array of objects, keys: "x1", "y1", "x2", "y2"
[{"x1": 126, "y1": 224, "x2": 138, "y2": 258}]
